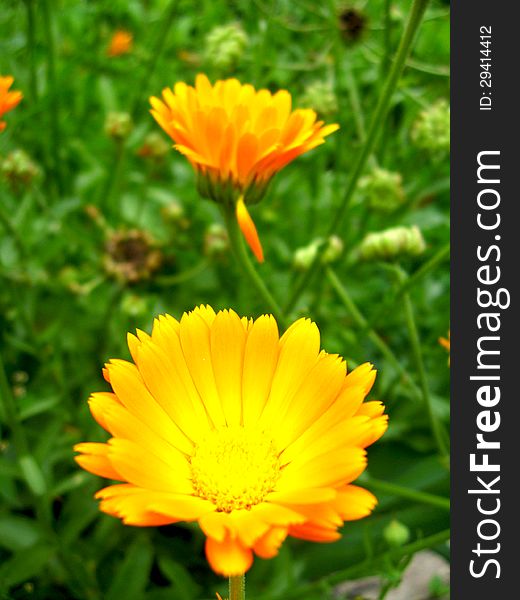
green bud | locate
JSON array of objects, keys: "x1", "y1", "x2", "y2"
[
  {"x1": 121, "y1": 292, "x2": 149, "y2": 317},
  {"x1": 104, "y1": 111, "x2": 133, "y2": 140},
  {"x1": 411, "y1": 99, "x2": 450, "y2": 156},
  {"x1": 383, "y1": 519, "x2": 410, "y2": 547},
  {"x1": 137, "y1": 131, "x2": 170, "y2": 160},
  {"x1": 161, "y1": 200, "x2": 187, "y2": 226},
  {"x1": 1, "y1": 149, "x2": 41, "y2": 191},
  {"x1": 204, "y1": 223, "x2": 229, "y2": 258},
  {"x1": 359, "y1": 226, "x2": 426, "y2": 262},
  {"x1": 299, "y1": 81, "x2": 338, "y2": 118},
  {"x1": 323, "y1": 235, "x2": 344, "y2": 264},
  {"x1": 294, "y1": 236, "x2": 344, "y2": 270},
  {"x1": 359, "y1": 167, "x2": 404, "y2": 213},
  {"x1": 293, "y1": 241, "x2": 320, "y2": 271},
  {"x1": 204, "y1": 23, "x2": 248, "y2": 72}
]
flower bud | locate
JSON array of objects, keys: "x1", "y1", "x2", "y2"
[
  {"x1": 121, "y1": 292, "x2": 149, "y2": 317},
  {"x1": 204, "y1": 23, "x2": 248, "y2": 72},
  {"x1": 104, "y1": 111, "x2": 133, "y2": 140},
  {"x1": 411, "y1": 99, "x2": 450, "y2": 156},
  {"x1": 359, "y1": 168, "x2": 404, "y2": 213},
  {"x1": 204, "y1": 223, "x2": 229, "y2": 259},
  {"x1": 294, "y1": 236, "x2": 344, "y2": 270},
  {"x1": 161, "y1": 200, "x2": 187, "y2": 228},
  {"x1": 299, "y1": 81, "x2": 338, "y2": 118},
  {"x1": 323, "y1": 235, "x2": 344, "y2": 264},
  {"x1": 137, "y1": 131, "x2": 170, "y2": 160},
  {"x1": 383, "y1": 519, "x2": 410, "y2": 547},
  {"x1": 1, "y1": 149, "x2": 40, "y2": 191},
  {"x1": 293, "y1": 241, "x2": 319, "y2": 271},
  {"x1": 359, "y1": 226, "x2": 426, "y2": 262}
]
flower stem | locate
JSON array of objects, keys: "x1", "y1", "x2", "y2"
[
  {"x1": 263, "y1": 529, "x2": 450, "y2": 600},
  {"x1": 41, "y1": 0, "x2": 64, "y2": 195},
  {"x1": 364, "y1": 476, "x2": 450, "y2": 511},
  {"x1": 229, "y1": 575, "x2": 245, "y2": 600},
  {"x1": 325, "y1": 267, "x2": 422, "y2": 399},
  {"x1": 369, "y1": 242, "x2": 450, "y2": 327},
  {"x1": 285, "y1": 0, "x2": 431, "y2": 314},
  {"x1": 130, "y1": 0, "x2": 179, "y2": 117},
  {"x1": 222, "y1": 205, "x2": 285, "y2": 326},
  {"x1": 395, "y1": 266, "x2": 449, "y2": 460},
  {"x1": 24, "y1": 0, "x2": 38, "y2": 101}
]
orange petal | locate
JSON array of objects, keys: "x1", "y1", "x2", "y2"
[
  {"x1": 236, "y1": 196, "x2": 264, "y2": 262},
  {"x1": 205, "y1": 534, "x2": 253, "y2": 576}
]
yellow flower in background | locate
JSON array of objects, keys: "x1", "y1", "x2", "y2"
[
  {"x1": 107, "y1": 30, "x2": 133, "y2": 57},
  {"x1": 150, "y1": 75, "x2": 339, "y2": 261},
  {"x1": 0, "y1": 76, "x2": 22, "y2": 132},
  {"x1": 75, "y1": 306, "x2": 387, "y2": 577}
]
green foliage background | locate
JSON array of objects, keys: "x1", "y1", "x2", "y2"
[{"x1": 1, "y1": 0, "x2": 449, "y2": 598}]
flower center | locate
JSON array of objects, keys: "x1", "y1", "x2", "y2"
[{"x1": 190, "y1": 426, "x2": 281, "y2": 512}]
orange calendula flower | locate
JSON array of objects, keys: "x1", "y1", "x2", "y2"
[
  {"x1": 107, "y1": 30, "x2": 133, "y2": 57},
  {"x1": 0, "y1": 76, "x2": 22, "y2": 132},
  {"x1": 75, "y1": 306, "x2": 387, "y2": 577},
  {"x1": 149, "y1": 75, "x2": 339, "y2": 261}
]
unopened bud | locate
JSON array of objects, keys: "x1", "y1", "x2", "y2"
[
  {"x1": 204, "y1": 223, "x2": 229, "y2": 258},
  {"x1": 294, "y1": 236, "x2": 344, "y2": 270},
  {"x1": 204, "y1": 23, "x2": 248, "y2": 72},
  {"x1": 293, "y1": 242, "x2": 320, "y2": 271},
  {"x1": 299, "y1": 81, "x2": 338, "y2": 118},
  {"x1": 121, "y1": 292, "x2": 149, "y2": 317},
  {"x1": 412, "y1": 99, "x2": 450, "y2": 155},
  {"x1": 1, "y1": 149, "x2": 40, "y2": 191},
  {"x1": 359, "y1": 168, "x2": 404, "y2": 213},
  {"x1": 137, "y1": 131, "x2": 170, "y2": 160},
  {"x1": 161, "y1": 200, "x2": 186, "y2": 226},
  {"x1": 383, "y1": 519, "x2": 410, "y2": 547},
  {"x1": 359, "y1": 226, "x2": 426, "y2": 262},
  {"x1": 104, "y1": 111, "x2": 133, "y2": 140}
]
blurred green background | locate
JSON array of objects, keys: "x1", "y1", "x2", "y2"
[{"x1": 1, "y1": 0, "x2": 449, "y2": 598}]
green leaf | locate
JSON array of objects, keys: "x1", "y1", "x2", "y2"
[
  {"x1": 157, "y1": 555, "x2": 201, "y2": 600},
  {"x1": 0, "y1": 515, "x2": 43, "y2": 551},
  {"x1": 105, "y1": 536, "x2": 154, "y2": 600},
  {"x1": 0, "y1": 544, "x2": 55, "y2": 592}
]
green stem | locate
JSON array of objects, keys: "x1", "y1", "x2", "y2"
[
  {"x1": 284, "y1": 0, "x2": 431, "y2": 314},
  {"x1": 229, "y1": 574, "x2": 245, "y2": 600},
  {"x1": 24, "y1": 0, "x2": 38, "y2": 101},
  {"x1": 130, "y1": 0, "x2": 179, "y2": 117},
  {"x1": 41, "y1": 0, "x2": 63, "y2": 194},
  {"x1": 365, "y1": 476, "x2": 450, "y2": 511},
  {"x1": 396, "y1": 267, "x2": 449, "y2": 459},
  {"x1": 264, "y1": 529, "x2": 450, "y2": 600},
  {"x1": 370, "y1": 243, "x2": 450, "y2": 327},
  {"x1": 0, "y1": 203, "x2": 28, "y2": 261},
  {"x1": 326, "y1": 267, "x2": 421, "y2": 399},
  {"x1": 0, "y1": 351, "x2": 46, "y2": 496},
  {"x1": 222, "y1": 205, "x2": 285, "y2": 326}
]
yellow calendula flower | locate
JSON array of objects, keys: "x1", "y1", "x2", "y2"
[
  {"x1": 0, "y1": 76, "x2": 22, "y2": 132},
  {"x1": 107, "y1": 30, "x2": 133, "y2": 57},
  {"x1": 75, "y1": 306, "x2": 387, "y2": 577},
  {"x1": 150, "y1": 75, "x2": 339, "y2": 261}
]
